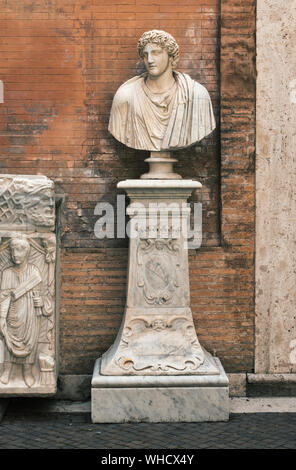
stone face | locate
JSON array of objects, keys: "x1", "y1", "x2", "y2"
[
  {"x1": 0, "y1": 175, "x2": 57, "y2": 396},
  {"x1": 92, "y1": 358, "x2": 229, "y2": 423},
  {"x1": 256, "y1": 1, "x2": 296, "y2": 373}
]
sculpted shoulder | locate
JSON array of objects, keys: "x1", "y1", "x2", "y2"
[
  {"x1": 194, "y1": 81, "x2": 211, "y2": 99},
  {"x1": 178, "y1": 72, "x2": 211, "y2": 99},
  {"x1": 112, "y1": 76, "x2": 142, "y2": 106}
]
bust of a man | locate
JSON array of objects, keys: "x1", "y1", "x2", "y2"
[{"x1": 108, "y1": 30, "x2": 216, "y2": 152}]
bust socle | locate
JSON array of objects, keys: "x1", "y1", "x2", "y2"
[{"x1": 108, "y1": 30, "x2": 216, "y2": 152}]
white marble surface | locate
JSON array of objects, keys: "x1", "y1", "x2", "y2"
[
  {"x1": 100, "y1": 181, "x2": 214, "y2": 377},
  {"x1": 92, "y1": 386, "x2": 229, "y2": 423},
  {"x1": 92, "y1": 357, "x2": 229, "y2": 423},
  {"x1": 0, "y1": 175, "x2": 57, "y2": 396},
  {"x1": 93, "y1": 357, "x2": 228, "y2": 387},
  {"x1": 117, "y1": 179, "x2": 201, "y2": 189},
  {"x1": 108, "y1": 30, "x2": 215, "y2": 153},
  {"x1": 0, "y1": 385, "x2": 56, "y2": 397}
]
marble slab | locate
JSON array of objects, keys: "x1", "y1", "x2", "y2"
[
  {"x1": 92, "y1": 358, "x2": 229, "y2": 423},
  {"x1": 0, "y1": 175, "x2": 57, "y2": 396}
]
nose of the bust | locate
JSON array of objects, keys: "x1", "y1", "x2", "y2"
[{"x1": 147, "y1": 52, "x2": 154, "y2": 64}]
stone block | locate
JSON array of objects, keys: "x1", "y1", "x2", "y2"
[
  {"x1": 228, "y1": 373, "x2": 246, "y2": 397},
  {"x1": 0, "y1": 175, "x2": 57, "y2": 396},
  {"x1": 91, "y1": 358, "x2": 229, "y2": 423},
  {"x1": 247, "y1": 374, "x2": 296, "y2": 397}
]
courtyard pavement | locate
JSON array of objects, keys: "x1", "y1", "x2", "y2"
[{"x1": 0, "y1": 398, "x2": 295, "y2": 450}]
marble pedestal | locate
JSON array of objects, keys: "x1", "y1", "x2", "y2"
[
  {"x1": 92, "y1": 179, "x2": 229, "y2": 422},
  {"x1": 92, "y1": 357, "x2": 229, "y2": 423}
]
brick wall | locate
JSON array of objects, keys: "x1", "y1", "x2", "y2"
[{"x1": 0, "y1": 0, "x2": 255, "y2": 374}]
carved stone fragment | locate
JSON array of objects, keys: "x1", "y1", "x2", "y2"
[
  {"x1": 0, "y1": 175, "x2": 57, "y2": 395},
  {"x1": 0, "y1": 175, "x2": 55, "y2": 231}
]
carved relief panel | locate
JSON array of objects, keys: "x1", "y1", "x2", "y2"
[
  {"x1": 0, "y1": 175, "x2": 55, "y2": 231},
  {"x1": 0, "y1": 175, "x2": 57, "y2": 395},
  {"x1": 127, "y1": 235, "x2": 190, "y2": 308},
  {"x1": 137, "y1": 238, "x2": 181, "y2": 306},
  {"x1": 115, "y1": 315, "x2": 205, "y2": 374}
]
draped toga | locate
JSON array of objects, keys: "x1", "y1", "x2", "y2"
[
  {"x1": 0, "y1": 263, "x2": 41, "y2": 364},
  {"x1": 108, "y1": 71, "x2": 216, "y2": 151}
]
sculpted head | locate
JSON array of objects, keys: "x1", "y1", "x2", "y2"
[
  {"x1": 151, "y1": 318, "x2": 167, "y2": 332},
  {"x1": 108, "y1": 28, "x2": 215, "y2": 155},
  {"x1": 138, "y1": 30, "x2": 180, "y2": 76},
  {"x1": 10, "y1": 236, "x2": 30, "y2": 265},
  {"x1": 27, "y1": 186, "x2": 55, "y2": 227}
]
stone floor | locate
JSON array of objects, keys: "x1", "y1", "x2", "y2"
[{"x1": 0, "y1": 399, "x2": 295, "y2": 449}]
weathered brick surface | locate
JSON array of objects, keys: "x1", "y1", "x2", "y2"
[{"x1": 0, "y1": 0, "x2": 255, "y2": 374}]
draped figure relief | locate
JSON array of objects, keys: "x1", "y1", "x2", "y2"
[{"x1": 0, "y1": 175, "x2": 57, "y2": 395}]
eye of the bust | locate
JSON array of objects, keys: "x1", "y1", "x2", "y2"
[
  {"x1": 143, "y1": 47, "x2": 162, "y2": 56},
  {"x1": 150, "y1": 47, "x2": 162, "y2": 53}
]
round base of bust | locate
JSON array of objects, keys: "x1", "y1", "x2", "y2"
[{"x1": 141, "y1": 156, "x2": 182, "y2": 180}]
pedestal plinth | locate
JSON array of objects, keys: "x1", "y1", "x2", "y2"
[
  {"x1": 92, "y1": 179, "x2": 229, "y2": 422},
  {"x1": 92, "y1": 357, "x2": 229, "y2": 423}
]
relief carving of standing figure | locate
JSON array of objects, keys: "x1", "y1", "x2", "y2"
[{"x1": 0, "y1": 236, "x2": 44, "y2": 388}]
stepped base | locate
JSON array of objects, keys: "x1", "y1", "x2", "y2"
[{"x1": 91, "y1": 357, "x2": 229, "y2": 423}]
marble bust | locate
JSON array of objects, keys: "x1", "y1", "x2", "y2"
[{"x1": 108, "y1": 30, "x2": 216, "y2": 152}]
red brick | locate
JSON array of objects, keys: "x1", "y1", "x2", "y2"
[{"x1": 0, "y1": 0, "x2": 255, "y2": 375}]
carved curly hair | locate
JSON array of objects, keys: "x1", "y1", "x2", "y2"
[{"x1": 137, "y1": 30, "x2": 180, "y2": 69}]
